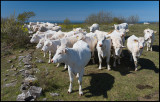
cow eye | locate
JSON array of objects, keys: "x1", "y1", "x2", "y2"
[{"x1": 59, "y1": 53, "x2": 61, "y2": 55}]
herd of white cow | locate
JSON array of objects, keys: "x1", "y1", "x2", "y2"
[{"x1": 25, "y1": 22, "x2": 157, "y2": 96}]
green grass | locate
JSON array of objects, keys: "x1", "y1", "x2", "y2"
[{"x1": 1, "y1": 23, "x2": 159, "y2": 101}]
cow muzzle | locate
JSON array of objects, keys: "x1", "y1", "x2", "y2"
[
  {"x1": 51, "y1": 59, "x2": 54, "y2": 63},
  {"x1": 99, "y1": 44, "x2": 102, "y2": 47},
  {"x1": 140, "y1": 46, "x2": 143, "y2": 49}
]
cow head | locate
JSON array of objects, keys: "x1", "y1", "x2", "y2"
[{"x1": 51, "y1": 45, "x2": 68, "y2": 64}]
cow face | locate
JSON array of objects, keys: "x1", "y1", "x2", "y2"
[
  {"x1": 41, "y1": 40, "x2": 52, "y2": 52},
  {"x1": 138, "y1": 37, "x2": 145, "y2": 49},
  {"x1": 51, "y1": 45, "x2": 68, "y2": 64}
]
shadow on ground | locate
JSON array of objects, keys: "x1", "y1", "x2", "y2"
[
  {"x1": 152, "y1": 45, "x2": 159, "y2": 52},
  {"x1": 83, "y1": 73, "x2": 114, "y2": 98},
  {"x1": 138, "y1": 58, "x2": 159, "y2": 73}
]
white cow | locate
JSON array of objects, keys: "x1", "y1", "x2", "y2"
[
  {"x1": 127, "y1": 35, "x2": 146, "y2": 71},
  {"x1": 30, "y1": 34, "x2": 45, "y2": 43},
  {"x1": 41, "y1": 39, "x2": 61, "y2": 64},
  {"x1": 114, "y1": 23, "x2": 128, "y2": 30},
  {"x1": 110, "y1": 35, "x2": 126, "y2": 67},
  {"x1": 144, "y1": 28, "x2": 156, "y2": 51},
  {"x1": 51, "y1": 40, "x2": 91, "y2": 96},
  {"x1": 77, "y1": 33, "x2": 98, "y2": 63},
  {"x1": 96, "y1": 34, "x2": 112, "y2": 70},
  {"x1": 90, "y1": 23, "x2": 99, "y2": 32}
]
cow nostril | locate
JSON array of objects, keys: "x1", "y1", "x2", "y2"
[
  {"x1": 99, "y1": 44, "x2": 102, "y2": 47},
  {"x1": 51, "y1": 59, "x2": 53, "y2": 63}
]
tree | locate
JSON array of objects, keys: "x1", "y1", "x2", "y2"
[
  {"x1": 64, "y1": 18, "x2": 70, "y2": 24},
  {"x1": 127, "y1": 15, "x2": 139, "y2": 24},
  {"x1": 17, "y1": 11, "x2": 35, "y2": 24},
  {"x1": 113, "y1": 16, "x2": 126, "y2": 24},
  {"x1": 85, "y1": 11, "x2": 113, "y2": 24}
]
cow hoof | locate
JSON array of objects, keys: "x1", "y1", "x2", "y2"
[
  {"x1": 68, "y1": 91, "x2": 71, "y2": 94},
  {"x1": 48, "y1": 62, "x2": 50, "y2": 64},
  {"x1": 135, "y1": 68, "x2": 138, "y2": 71},
  {"x1": 79, "y1": 93, "x2": 83, "y2": 96},
  {"x1": 108, "y1": 68, "x2": 111, "y2": 71}
]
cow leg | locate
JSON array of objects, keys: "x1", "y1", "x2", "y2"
[
  {"x1": 132, "y1": 54, "x2": 138, "y2": 71},
  {"x1": 130, "y1": 53, "x2": 133, "y2": 61},
  {"x1": 92, "y1": 51, "x2": 95, "y2": 64},
  {"x1": 98, "y1": 53, "x2": 102, "y2": 70},
  {"x1": 147, "y1": 42, "x2": 149, "y2": 51},
  {"x1": 56, "y1": 63, "x2": 60, "y2": 67},
  {"x1": 68, "y1": 68, "x2": 74, "y2": 93},
  {"x1": 48, "y1": 51, "x2": 51, "y2": 63},
  {"x1": 106, "y1": 55, "x2": 111, "y2": 71},
  {"x1": 118, "y1": 58, "x2": 120, "y2": 65},
  {"x1": 113, "y1": 56, "x2": 116, "y2": 67},
  {"x1": 78, "y1": 69, "x2": 84, "y2": 96},
  {"x1": 64, "y1": 64, "x2": 68, "y2": 69},
  {"x1": 43, "y1": 52, "x2": 46, "y2": 57},
  {"x1": 150, "y1": 42, "x2": 153, "y2": 51}
]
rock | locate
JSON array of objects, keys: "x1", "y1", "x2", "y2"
[
  {"x1": 10, "y1": 79, "x2": 17, "y2": 83},
  {"x1": 32, "y1": 68, "x2": 40, "y2": 73},
  {"x1": 10, "y1": 65, "x2": 14, "y2": 68},
  {"x1": 35, "y1": 59, "x2": 44, "y2": 63},
  {"x1": 56, "y1": 99, "x2": 64, "y2": 101},
  {"x1": 28, "y1": 86, "x2": 42, "y2": 98},
  {"x1": 19, "y1": 69, "x2": 25, "y2": 72},
  {"x1": 43, "y1": 98, "x2": 47, "y2": 101},
  {"x1": 4, "y1": 81, "x2": 17, "y2": 87},
  {"x1": 25, "y1": 70, "x2": 31, "y2": 74},
  {"x1": 14, "y1": 72, "x2": 19, "y2": 76},
  {"x1": 4, "y1": 78, "x2": 7, "y2": 81},
  {"x1": 17, "y1": 92, "x2": 34, "y2": 101},
  {"x1": 19, "y1": 56, "x2": 25, "y2": 62},
  {"x1": 13, "y1": 68, "x2": 17, "y2": 71},
  {"x1": 35, "y1": 57, "x2": 38, "y2": 59},
  {"x1": 12, "y1": 56, "x2": 17, "y2": 60},
  {"x1": 50, "y1": 93, "x2": 59, "y2": 97},
  {"x1": 5, "y1": 74, "x2": 9, "y2": 77},
  {"x1": 23, "y1": 58, "x2": 31, "y2": 65},
  {"x1": 24, "y1": 76, "x2": 37, "y2": 83},
  {"x1": 17, "y1": 92, "x2": 26, "y2": 101},
  {"x1": 26, "y1": 54, "x2": 32, "y2": 61},
  {"x1": 24, "y1": 65, "x2": 32, "y2": 69},
  {"x1": 8, "y1": 60, "x2": 12, "y2": 63},
  {"x1": 20, "y1": 83, "x2": 30, "y2": 93},
  {"x1": 19, "y1": 50, "x2": 23, "y2": 53}
]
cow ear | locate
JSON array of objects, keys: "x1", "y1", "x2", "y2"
[
  {"x1": 126, "y1": 29, "x2": 129, "y2": 32},
  {"x1": 106, "y1": 36, "x2": 110, "y2": 39},
  {"x1": 121, "y1": 46, "x2": 126, "y2": 48},
  {"x1": 134, "y1": 39, "x2": 138, "y2": 42},
  {"x1": 57, "y1": 45, "x2": 60, "y2": 49},
  {"x1": 64, "y1": 48, "x2": 68, "y2": 53},
  {"x1": 154, "y1": 31, "x2": 157, "y2": 33}
]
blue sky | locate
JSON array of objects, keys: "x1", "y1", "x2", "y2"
[{"x1": 1, "y1": 1, "x2": 159, "y2": 22}]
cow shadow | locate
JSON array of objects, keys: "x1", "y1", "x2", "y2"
[
  {"x1": 125, "y1": 35, "x2": 130, "y2": 40},
  {"x1": 83, "y1": 73, "x2": 114, "y2": 98},
  {"x1": 138, "y1": 58, "x2": 159, "y2": 73},
  {"x1": 152, "y1": 45, "x2": 159, "y2": 52},
  {"x1": 110, "y1": 49, "x2": 134, "y2": 76}
]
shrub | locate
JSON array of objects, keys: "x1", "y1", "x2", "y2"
[{"x1": 1, "y1": 11, "x2": 35, "y2": 48}]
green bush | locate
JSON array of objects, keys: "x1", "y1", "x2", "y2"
[{"x1": 1, "y1": 11, "x2": 35, "y2": 49}]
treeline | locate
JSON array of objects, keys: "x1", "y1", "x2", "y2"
[{"x1": 84, "y1": 11, "x2": 139, "y2": 24}]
